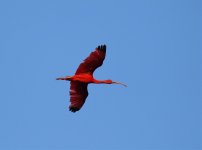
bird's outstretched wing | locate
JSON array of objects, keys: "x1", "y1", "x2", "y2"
[
  {"x1": 75, "y1": 45, "x2": 106, "y2": 75},
  {"x1": 69, "y1": 81, "x2": 88, "y2": 112}
]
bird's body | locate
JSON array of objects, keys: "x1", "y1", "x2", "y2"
[
  {"x1": 57, "y1": 74, "x2": 113, "y2": 84},
  {"x1": 57, "y1": 45, "x2": 127, "y2": 112}
]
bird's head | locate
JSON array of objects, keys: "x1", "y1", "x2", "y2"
[
  {"x1": 104, "y1": 79, "x2": 113, "y2": 84},
  {"x1": 104, "y1": 79, "x2": 127, "y2": 87}
]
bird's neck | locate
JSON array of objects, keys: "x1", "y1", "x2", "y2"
[{"x1": 93, "y1": 79, "x2": 112, "y2": 84}]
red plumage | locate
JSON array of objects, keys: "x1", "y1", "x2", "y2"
[
  {"x1": 69, "y1": 45, "x2": 106, "y2": 112},
  {"x1": 56, "y1": 45, "x2": 126, "y2": 113},
  {"x1": 75, "y1": 45, "x2": 106, "y2": 75},
  {"x1": 69, "y1": 81, "x2": 88, "y2": 112}
]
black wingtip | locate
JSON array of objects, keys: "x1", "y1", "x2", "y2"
[
  {"x1": 97, "y1": 44, "x2": 106, "y2": 52},
  {"x1": 69, "y1": 106, "x2": 80, "y2": 113}
]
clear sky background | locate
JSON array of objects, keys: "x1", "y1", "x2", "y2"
[{"x1": 0, "y1": 0, "x2": 201, "y2": 150}]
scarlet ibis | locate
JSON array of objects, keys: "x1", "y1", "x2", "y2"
[{"x1": 57, "y1": 45, "x2": 127, "y2": 112}]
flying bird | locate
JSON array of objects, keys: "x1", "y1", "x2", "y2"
[{"x1": 57, "y1": 45, "x2": 127, "y2": 112}]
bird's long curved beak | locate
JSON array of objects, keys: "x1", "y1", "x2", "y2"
[{"x1": 113, "y1": 81, "x2": 127, "y2": 87}]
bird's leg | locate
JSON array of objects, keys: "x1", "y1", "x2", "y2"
[
  {"x1": 56, "y1": 77, "x2": 66, "y2": 80},
  {"x1": 56, "y1": 76, "x2": 72, "y2": 81}
]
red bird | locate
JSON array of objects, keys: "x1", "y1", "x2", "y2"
[{"x1": 57, "y1": 45, "x2": 127, "y2": 112}]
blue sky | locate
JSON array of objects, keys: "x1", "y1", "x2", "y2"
[{"x1": 0, "y1": 0, "x2": 201, "y2": 150}]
